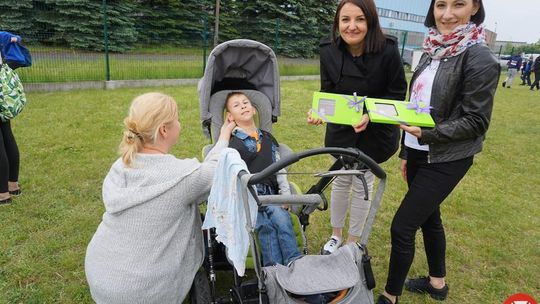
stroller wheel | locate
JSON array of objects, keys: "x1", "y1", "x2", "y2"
[{"x1": 189, "y1": 270, "x2": 212, "y2": 304}]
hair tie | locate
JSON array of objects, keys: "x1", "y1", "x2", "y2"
[{"x1": 128, "y1": 129, "x2": 143, "y2": 140}]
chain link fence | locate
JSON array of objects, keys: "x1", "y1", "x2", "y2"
[
  {"x1": 1, "y1": 1, "x2": 417, "y2": 84},
  {"x1": 1, "y1": 1, "x2": 326, "y2": 84}
]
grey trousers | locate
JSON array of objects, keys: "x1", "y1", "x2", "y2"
[
  {"x1": 504, "y1": 68, "x2": 518, "y2": 87},
  {"x1": 330, "y1": 170, "x2": 375, "y2": 238}
]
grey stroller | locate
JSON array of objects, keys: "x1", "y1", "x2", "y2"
[{"x1": 192, "y1": 39, "x2": 386, "y2": 304}]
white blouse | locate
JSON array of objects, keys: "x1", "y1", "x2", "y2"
[{"x1": 404, "y1": 59, "x2": 440, "y2": 151}]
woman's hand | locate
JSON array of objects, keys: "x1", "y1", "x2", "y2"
[
  {"x1": 307, "y1": 109, "x2": 324, "y2": 125},
  {"x1": 399, "y1": 124, "x2": 422, "y2": 138},
  {"x1": 10, "y1": 37, "x2": 17, "y2": 43},
  {"x1": 400, "y1": 159, "x2": 407, "y2": 181},
  {"x1": 352, "y1": 114, "x2": 369, "y2": 133},
  {"x1": 218, "y1": 119, "x2": 236, "y2": 141}
]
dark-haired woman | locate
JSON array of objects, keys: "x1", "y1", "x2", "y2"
[
  {"x1": 377, "y1": 0, "x2": 499, "y2": 303},
  {"x1": 308, "y1": 0, "x2": 406, "y2": 253}
]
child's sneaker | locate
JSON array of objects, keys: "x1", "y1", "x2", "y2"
[{"x1": 320, "y1": 236, "x2": 341, "y2": 255}]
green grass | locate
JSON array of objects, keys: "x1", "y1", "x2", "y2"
[
  {"x1": 17, "y1": 56, "x2": 319, "y2": 83},
  {"x1": 0, "y1": 79, "x2": 539, "y2": 303},
  {"x1": 17, "y1": 46, "x2": 320, "y2": 83},
  {"x1": 27, "y1": 45, "x2": 204, "y2": 56}
]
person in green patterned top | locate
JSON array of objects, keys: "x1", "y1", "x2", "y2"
[{"x1": 0, "y1": 31, "x2": 22, "y2": 205}]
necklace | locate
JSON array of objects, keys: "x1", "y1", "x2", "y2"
[{"x1": 142, "y1": 146, "x2": 167, "y2": 154}]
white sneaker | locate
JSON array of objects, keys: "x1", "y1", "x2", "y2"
[{"x1": 321, "y1": 236, "x2": 341, "y2": 255}]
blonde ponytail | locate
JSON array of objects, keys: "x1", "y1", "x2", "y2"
[{"x1": 118, "y1": 92, "x2": 178, "y2": 167}]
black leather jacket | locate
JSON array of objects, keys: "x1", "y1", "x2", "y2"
[{"x1": 399, "y1": 44, "x2": 500, "y2": 163}]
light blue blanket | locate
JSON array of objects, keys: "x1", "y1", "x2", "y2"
[{"x1": 202, "y1": 148, "x2": 258, "y2": 276}]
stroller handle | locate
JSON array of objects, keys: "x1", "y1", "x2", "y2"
[
  {"x1": 248, "y1": 147, "x2": 386, "y2": 186},
  {"x1": 257, "y1": 194, "x2": 323, "y2": 206}
]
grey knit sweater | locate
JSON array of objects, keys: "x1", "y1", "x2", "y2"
[{"x1": 85, "y1": 140, "x2": 227, "y2": 303}]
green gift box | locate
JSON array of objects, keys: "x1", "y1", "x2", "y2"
[
  {"x1": 311, "y1": 92, "x2": 364, "y2": 125},
  {"x1": 365, "y1": 98, "x2": 435, "y2": 128}
]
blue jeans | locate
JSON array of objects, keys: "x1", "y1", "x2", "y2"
[{"x1": 256, "y1": 205, "x2": 301, "y2": 266}]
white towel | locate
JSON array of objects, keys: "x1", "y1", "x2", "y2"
[{"x1": 202, "y1": 148, "x2": 258, "y2": 276}]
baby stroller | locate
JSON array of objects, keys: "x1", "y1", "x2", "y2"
[{"x1": 192, "y1": 39, "x2": 387, "y2": 304}]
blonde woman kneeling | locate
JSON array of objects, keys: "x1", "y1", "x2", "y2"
[{"x1": 85, "y1": 92, "x2": 235, "y2": 303}]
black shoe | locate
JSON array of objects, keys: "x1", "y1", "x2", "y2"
[
  {"x1": 9, "y1": 189, "x2": 21, "y2": 196},
  {"x1": 377, "y1": 294, "x2": 398, "y2": 304},
  {"x1": 404, "y1": 276, "x2": 448, "y2": 300},
  {"x1": 502, "y1": 81, "x2": 506, "y2": 87},
  {"x1": 0, "y1": 197, "x2": 12, "y2": 205}
]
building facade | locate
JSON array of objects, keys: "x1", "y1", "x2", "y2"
[
  {"x1": 373, "y1": 0, "x2": 497, "y2": 63},
  {"x1": 484, "y1": 29, "x2": 497, "y2": 50},
  {"x1": 374, "y1": 0, "x2": 430, "y2": 50}
]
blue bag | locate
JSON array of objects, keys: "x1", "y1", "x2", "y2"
[{"x1": 3, "y1": 42, "x2": 32, "y2": 70}]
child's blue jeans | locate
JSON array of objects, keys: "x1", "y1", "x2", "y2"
[{"x1": 256, "y1": 205, "x2": 301, "y2": 266}]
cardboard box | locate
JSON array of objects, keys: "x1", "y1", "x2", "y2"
[
  {"x1": 365, "y1": 98, "x2": 435, "y2": 128},
  {"x1": 311, "y1": 92, "x2": 364, "y2": 125}
]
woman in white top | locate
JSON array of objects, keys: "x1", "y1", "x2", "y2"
[{"x1": 377, "y1": 0, "x2": 499, "y2": 303}]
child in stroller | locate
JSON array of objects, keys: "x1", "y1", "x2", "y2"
[
  {"x1": 225, "y1": 91, "x2": 301, "y2": 267},
  {"x1": 194, "y1": 39, "x2": 385, "y2": 304},
  {"x1": 203, "y1": 89, "x2": 360, "y2": 304}
]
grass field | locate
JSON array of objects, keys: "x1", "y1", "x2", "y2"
[
  {"x1": 16, "y1": 46, "x2": 320, "y2": 83},
  {"x1": 0, "y1": 78, "x2": 539, "y2": 303}
]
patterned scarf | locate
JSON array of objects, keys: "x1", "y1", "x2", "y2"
[{"x1": 423, "y1": 22, "x2": 486, "y2": 60}]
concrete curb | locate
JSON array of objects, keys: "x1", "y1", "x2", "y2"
[{"x1": 24, "y1": 79, "x2": 202, "y2": 92}]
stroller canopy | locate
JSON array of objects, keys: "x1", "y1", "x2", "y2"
[{"x1": 198, "y1": 39, "x2": 281, "y2": 123}]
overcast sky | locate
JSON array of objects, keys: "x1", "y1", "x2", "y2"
[{"x1": 483, "y1": 0, "x2": 539, "y2": 43}]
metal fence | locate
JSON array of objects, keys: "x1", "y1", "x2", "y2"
[
  {"x1": 1, "y1": 1, "x2": 320, "y2": 84},
  {"x1": 2, "y1": 2, "x2": 416, "y2": 84}
]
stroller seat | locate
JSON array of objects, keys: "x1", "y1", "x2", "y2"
[{"x1": 200, "y1": 86, "x2": 307, "y2": 267}]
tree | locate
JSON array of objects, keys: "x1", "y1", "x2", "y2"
[
  {"x1": 133, "y1": 0, "x2": 215, "y2": 47},
  {"x1": 30, "y1": 0, "x2": 137, "y2": 52},
  {"x1": 178, "y1": 0, "x2": 215, "y2": 45},
  {"x1": 103, "y1": 0, "x2": 138, "y2": 52},
  {"x1": 503, "y1": 42, "x2": 515, "y2": 55},
  {"x1": 278, "y1": 0, "x2": 335, "y2": 57},
  {"x1": 134, "y1": 0, "x2": 182, "y2": 46},
  {"x1": 516, "y1": 43, "x2": 540, "y2": 55},
  {"x1": 217, "y1": 0, "x2": 335, "y2": 58},
  {"x1": 0, "y1": 0, "x2": 35, "y2": 40},
  {"x1": 0, "y1": 0, "x2": 337, "y2": 56},
  {"x1": 213, "y1": 0, "x2": 241, "y2": 43}
]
